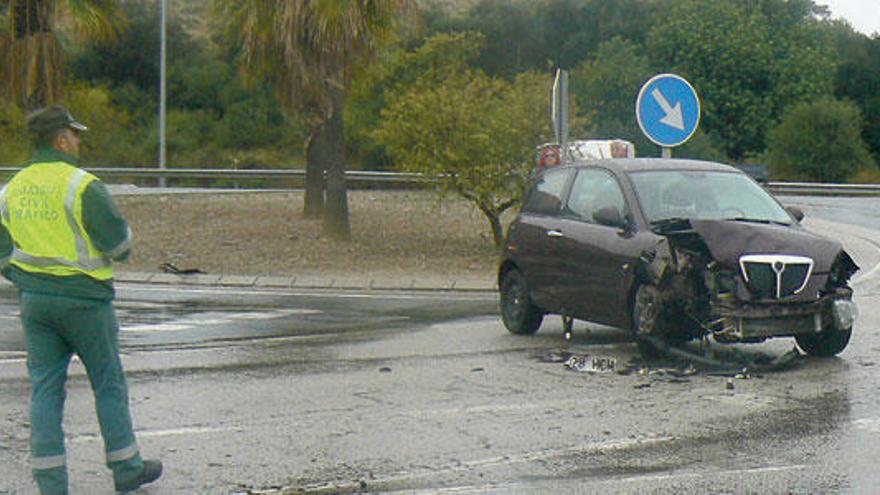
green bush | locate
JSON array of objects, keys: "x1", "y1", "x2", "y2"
[
  {"x1": 66, "y1": 85, "x2": 153, "y2": 167},
  {"x1": 767, "y1": 98, "x2": 876, "y2": 182},
  {"x1": 220, "y1": 96, "x2": 287, "y2": 149},
  {"x1": 0, "y1": 102, "x2": 29, "y2": 166}
]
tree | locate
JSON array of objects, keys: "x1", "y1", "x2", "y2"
[
  {"x1": 218, "y1": 0, "x2": 410, "y2": 241},
  {"x1": 646, "y1": 0, "x2": 836, "y2": 160},
  {"x1": 766, "y1": 98, "x2": 875, "y2": 182},
  {"x1": 422, "y1": 0, "x2": 659, "y2": 78},
  {"x1": 0, "y1": 100, "x2": 28, "y2": 162},
  {"x1": 346, "y1": 31, "x2": 484, "y2": 169},
  {"x1": 569, "y1": 37, "x2": 654, "y2": 153},
  {"x1": 374, "y1": 69, "x2": 554, "y2": 249},
  {"x1": 832, "y1": 23, "x2": 880, "y2": 165},
  {"x1": 0, "y1": 0, "x2": 126, "y2": 110}
]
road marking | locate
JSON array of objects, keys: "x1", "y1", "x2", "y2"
[
  {"x1": 121, "y1": 308, "x2": 323, "y2": 333},
  {"x1": 853, "y1": 417, "x2": 880, "y2": 433},
  {"x1": 69, "y1": 424, "x2": 245, "y2": 444},
  {"x1": 0, "y1": 350, "x2": 26, "y2": 364},
  {"x1": 123, "y1": 323, "x2": 193, "y2": 333},
  {"x1": 137, "y1": 425, "x2": 245, "y2": 438}
]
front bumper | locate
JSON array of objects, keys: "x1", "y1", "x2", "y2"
[{"x1": 708, "y1": 290, "x2": 857, "y2": 342}]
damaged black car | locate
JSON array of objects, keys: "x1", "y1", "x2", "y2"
[{"x1": 499, "y1": 159, "x2": 859, "y2": 357}]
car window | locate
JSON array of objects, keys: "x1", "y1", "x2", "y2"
[
  {"x1": 563, "y1": 168, "x2": 626, "y2": 223},
  {"x1": 629, "y1": 170, "x2": 792, "y2": 224},
  {"x1": 522, "y1": 169, "x2": 569, "y2": 215}
]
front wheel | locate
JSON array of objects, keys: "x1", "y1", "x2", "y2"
[
  {"x1": 796, "y1": 327, "x2": 852, "y2": 357},
  {"x1": 631, "y1": 284, "x2": 665, "y2": 357},
  {"x1": 499, "y1": 269, "x2": 543, "y2": 335}
]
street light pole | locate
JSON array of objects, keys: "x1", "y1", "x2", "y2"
[{"x1": 158, "y1": 0, "x2": 167, "y2": 187}]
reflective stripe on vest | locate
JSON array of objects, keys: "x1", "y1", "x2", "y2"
[{"x1": 0, "y1": 163, "x2": 114, "y2": 280}]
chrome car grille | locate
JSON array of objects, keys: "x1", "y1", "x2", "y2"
[{"x1": 739, "y1": 255, "x2": 813, "y2": 299}]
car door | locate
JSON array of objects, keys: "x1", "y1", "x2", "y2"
[
  {"x1": 509, "y1": 168, "x2": 572, "y2": 312},
  {"x1": 556, "y1": 168, "x2": 634, "y2": 325}
]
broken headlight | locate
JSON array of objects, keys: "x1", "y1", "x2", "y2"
[
  {"x1": 704, "y1": 264, "x2": 737, "y2": 297},
  {"x1": 827, "y1": 251, "x2": 859, "y2": 289},
  {"x1": 832, "y1": 299, "x2": 858, "y2": 330}
]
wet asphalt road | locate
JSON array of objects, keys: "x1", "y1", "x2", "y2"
[{"x1": 1, "y1": 196, "x2": 880, "y2": 494}]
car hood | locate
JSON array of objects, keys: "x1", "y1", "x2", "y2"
[{"x1": 687, "y1": 219, "x2": 844, "y2": 272}]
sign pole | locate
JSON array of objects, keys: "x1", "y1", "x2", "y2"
[
  {"x1": 159, "y1": 0, "x2": 168, "y2": 188},
  {"x1": 559, "y1": 70, "x2": 569, "y2": 165},
  {"x1": 662, "y1": 147, "x2": 672, "y2": 159}
]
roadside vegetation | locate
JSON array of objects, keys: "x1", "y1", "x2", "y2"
[
  {"x1": 1, "y1": 0, "x2": 879, "y2": 250},
  {"x1": 116, "y1": 190, "x2": 498, "y2": 278}
]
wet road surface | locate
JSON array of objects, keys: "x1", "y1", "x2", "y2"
[{"x1": 1, "y1": 196, "x2": 880, "y2": 493}]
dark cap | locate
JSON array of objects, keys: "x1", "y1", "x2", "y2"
[{"x1": 26, "y1": 105, "x2": 88, "y2": 139}]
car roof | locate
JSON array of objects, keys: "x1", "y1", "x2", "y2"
[{"x1": 559, "y1": 158, "x2": 743, "y2": 174}]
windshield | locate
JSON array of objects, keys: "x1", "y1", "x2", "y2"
[{"x1": 628, "y1": 170, "x2": 793, "y2": 225}]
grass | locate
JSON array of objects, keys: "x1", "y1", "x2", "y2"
[{"x1": 115, "y1": 190, "x2": 502, "y2": 279}]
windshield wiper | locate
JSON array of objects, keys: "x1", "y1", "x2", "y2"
[
  {"x1": 649, "y1": 217, "x2": 692, "y2": 233},
  {"x1": 725, "y1": 217, "x2": 791, "y2": 226}
]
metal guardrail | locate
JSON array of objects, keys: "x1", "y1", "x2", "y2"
[
  {"x1": 1, "y1": 167, "x2": 878, "y2": 196},
  {"x1": 765, "y1": 181, "x2": 880, "y2": 196},
  {"x1": 0, "y1": 167, "x2": 433, "y2": 189}
]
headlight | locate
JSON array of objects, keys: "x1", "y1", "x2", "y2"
[{"x1": 832, "y1": 299, "x2": 858, "y2": 330}]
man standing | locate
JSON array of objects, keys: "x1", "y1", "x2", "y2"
[{"x1": 0, "y1": 106, "x2": 161, "y2": 494}]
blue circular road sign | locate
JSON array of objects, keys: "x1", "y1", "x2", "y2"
[{"x1": 636, "y1": 73, "x2": 701, "y2": 148}]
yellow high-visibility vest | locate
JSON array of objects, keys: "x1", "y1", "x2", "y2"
[{"x1": 0, "y1": 162, "x2": 113, "y2": 280}]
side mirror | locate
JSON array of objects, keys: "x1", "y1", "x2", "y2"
[
  {"x1": 786, "y1": 206, "x2": 805, "y2": 223},
  {"x1": 593, "y1": 206, "x2": 627, "y2": 229}
]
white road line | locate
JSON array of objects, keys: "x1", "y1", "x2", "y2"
[
  {"x1": 120, "y1": 309, "x2": 324, "y2": 332},
  {"x1": 853, "y1": 417, "x2": 880, "y2": 433},
  {"x1": 69, "y1": 424, "x2": 244, "y2": 444},
  {"x1": 123, "y1": 323, "x2": 193, "y2": 332}
]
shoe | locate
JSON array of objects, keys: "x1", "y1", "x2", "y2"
[{"x1": 115, "y1": 459, "x2": 162, "y2": 492}]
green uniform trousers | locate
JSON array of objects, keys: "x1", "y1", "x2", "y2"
[{"x1": 21, "y1": 292, "x2": 143, "y2": 495}]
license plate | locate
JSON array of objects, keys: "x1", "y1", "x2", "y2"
[
  {"x1": 590, "y1": 356, "x2": 617, "y2": 372},
  {"x1": 564, "y1": 355, "x2": 618, "y2": 373}
]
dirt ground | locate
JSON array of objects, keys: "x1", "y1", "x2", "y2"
[{"x1": 115, "y1": 190, "x2": 502, "y2": 279}]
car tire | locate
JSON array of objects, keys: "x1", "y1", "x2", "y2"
[
  {"x1": 500, "y1": 269, "x2": 543, "y2": 335},
  {"x1": 632, "y1": 284, "x2": 665, "y2": 357},
  {"x1": 796, "y1": 326, "x2": 852, "y2": 357}
]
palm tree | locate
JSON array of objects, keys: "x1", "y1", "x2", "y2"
[
  {"x1": 219, "y1": 0, "x2": 410, "y2": 240},
  {"x1": 0, "y1": 0, "x2": 125, "y2": 110}
]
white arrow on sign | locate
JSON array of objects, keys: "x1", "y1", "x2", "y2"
[{"x1": 651, "y1": 88, "x2": 685, "y2": 131}]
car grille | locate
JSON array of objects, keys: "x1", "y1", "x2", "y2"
[{"x1": 739, "y1": 255, "x2": 813, "y2": 299}]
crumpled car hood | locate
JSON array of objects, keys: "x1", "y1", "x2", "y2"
[{"x1": 687, "y1": 219, "x2": 845, "y2": 272}]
